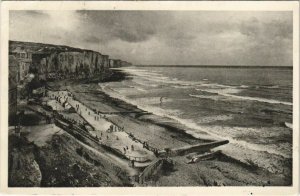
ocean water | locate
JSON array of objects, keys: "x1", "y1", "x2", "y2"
[{"x1": 100, "y1": 66, "x2": 293, "y2": 174}]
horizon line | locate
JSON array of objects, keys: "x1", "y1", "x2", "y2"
[{"x1": 134, "y1": 65, "x2": 293, "y2": 68}]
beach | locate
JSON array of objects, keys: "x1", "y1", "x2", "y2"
[
  {"x1": 38, "y1": 73, "x2": 291, "y2": 186},
  {"x1": 8, "y1": 66, "x2": 292, "y2": 187}
]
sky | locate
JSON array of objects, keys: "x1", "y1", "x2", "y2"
[{"x1": 10, "y1": 10, "x2": 293, "y2": 66}]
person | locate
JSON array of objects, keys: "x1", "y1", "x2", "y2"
[
  {"x1": 131, "y1": 145, "x2": 134, "y2": 151},
  {"x1": 154, "y1": 149, "x2": 159, "y2": 157},
  {"x1": 131, "y1": 160, "x2": 135, "y2": 168}
]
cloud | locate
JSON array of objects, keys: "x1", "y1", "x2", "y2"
[
  {"x1": 23, "y1": 10, "x2": 49, "y2": 18},
  {"x1": 76, "y1": 11, "x2": 161, "y2": 43},
  {"x1": 240, "y1": 17, "x2": 292, "y2": 39},
  {"x1": 84, "y1": 35, "x2": 102, "y2": 44},
  {"x1": 112, "y1": 26, "x2": 156, "y2": 43},
  {"x1": 9, "y1": 11, "x2": 293, "y2": 66}
]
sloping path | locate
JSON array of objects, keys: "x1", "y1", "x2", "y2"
[{"x1": 47, "y1": 90, "x2": 155, "y2": 163}]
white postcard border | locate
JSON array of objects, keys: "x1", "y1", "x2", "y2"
[{"x1": 0, "y1": 1, "x2": 299, "y2": 195}]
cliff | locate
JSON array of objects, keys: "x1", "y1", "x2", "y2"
[{"x1": 9, "y1": 41, "x2": 130, "y2": 81}]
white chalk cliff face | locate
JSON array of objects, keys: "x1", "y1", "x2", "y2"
[
  {"x1": 9, "y1": 41, "x2": 131, "y2": 79},
  {"x1": 45, "y1": 51, "x2": 109, "y2": 75}
]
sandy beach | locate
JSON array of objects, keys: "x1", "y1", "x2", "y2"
[{"x1": 41, "y1": 78, "x2": 291, "y2": 186}]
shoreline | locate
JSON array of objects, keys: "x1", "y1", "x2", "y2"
[
  {"x1": 53, "y1": 81, "x2": 209, "y2": 150},
  {"x1": 8, "y1": 70, "x2": 291, "y2": 187},
  {"x1": 45, "y1": 77, "x2": 291, "y2": 186}
]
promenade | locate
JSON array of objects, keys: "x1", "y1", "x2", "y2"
[{"x1": 47, "y1": 90, "x2": 156, "y2": 164}]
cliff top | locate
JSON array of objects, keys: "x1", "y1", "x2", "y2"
[{"x1": 9, "y1": 40, "x2": 102, "y2": 55}]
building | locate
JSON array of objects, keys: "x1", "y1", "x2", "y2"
[
  {"x1": 9, "y1": 55, "x2": 19, "y2": 125},
  {"x1": 11, "y1": 47, "x2": 32, "y2": 60},
  {"x1": 10, "y1": 47, "x2": 32, "y2": 81},
  {"x1": 18, "y1": 59, "x2": 31, "y2": 81},
  {"x1": 31, "y1": 52, "x2": 49, "y2": 80}
]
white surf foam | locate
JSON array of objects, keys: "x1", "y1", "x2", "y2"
[
  {"x1": 195, "y1": 87, "x2": 292, "y2": 106},
  {"x1": 120, "y1": 67, "x2": 205, "y2": 88},
  {"x1": 189, "y1": 94, "x2": 219, "y2": 101},
  {"x1": 219, "y1": 92, "x2": 292, "y2": 106},
  {"x1": 99, "y1": 82, "x2": 291, "y2": 173}
]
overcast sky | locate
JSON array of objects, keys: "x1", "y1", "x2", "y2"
[{"x1": 10, "y1": 10, "x2": 292, "y2": 66}]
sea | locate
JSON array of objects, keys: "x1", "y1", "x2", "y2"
[{"x1": 99, "y1": 66, "x2": 293, "y2": 174}]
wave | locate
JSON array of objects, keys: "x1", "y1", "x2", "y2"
[
  {"x1": 99, "y1": 84, "x2": 215, "y2": 140},
  {"x1": 218, "y1": 92, "x2": 292, "y2": 106},
  {"x1": 189, "y1": 94, "x2": 219, "y2": 101},
  {"x1": 99, "y1": 83, "x2": 291, "y2": 173},
  {"x1": 132, "y1": 79, "x2": 159, "y2": 87},
  {"x1": 100, "y1": 83, "x2": 291, "y2": 158},
  {"x1": 173, "y1": 85, "x2": 196, "y2": 89},
  {"x1": 195, "y1": 88, "x2": 292, "y2": 106},
  {"x1": 128, "y1": 85, "x2": 147, "y2": 92},
  {"x1": 120, "y1": 67, "x2": 205, "y2": 88},
  {"x1": 284, "y1": 122, "x2": 293, "y2": 129},
  {"x1": 240, "y1": 85, "x2": 249, "y2": 88},
  {"x1": 260, "y1": 85, "x2": 280, "y2": 89}
]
